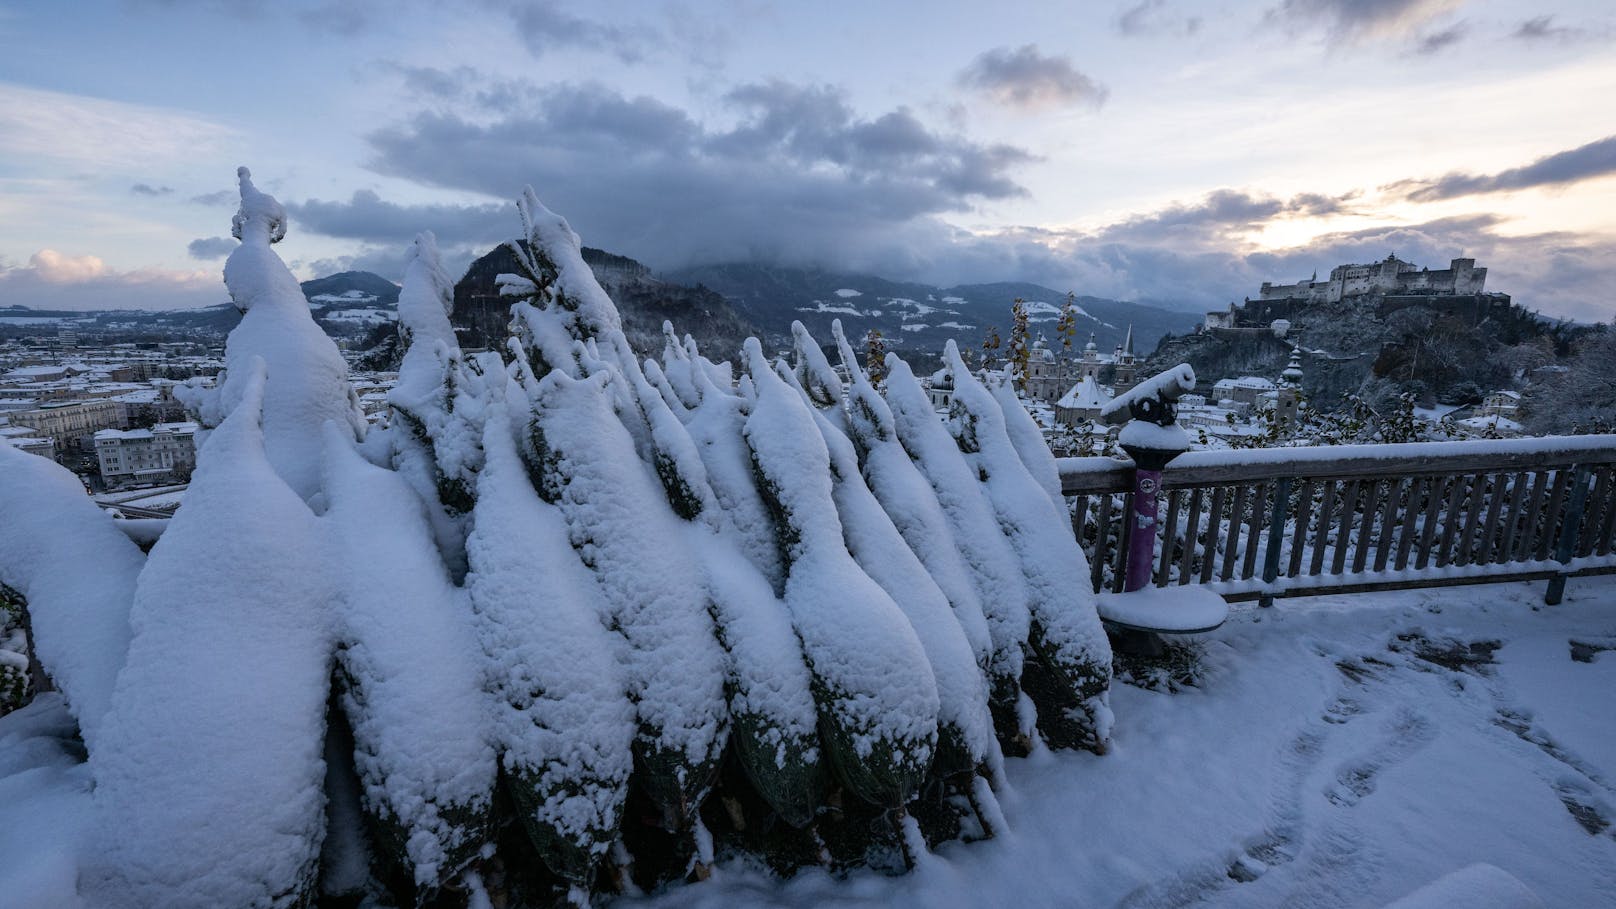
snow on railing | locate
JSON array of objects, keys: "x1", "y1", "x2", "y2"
[{"x1": 1059, "y1": 434, "x2": 1616, "y2": 606}]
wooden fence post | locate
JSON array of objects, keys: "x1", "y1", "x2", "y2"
[
  {"x1": 1545, "y1": 464, "x2": 1592, "y2": 606},
  {"x1": 1260, "y1": 476, "x2": 1291, "y2": 608}
]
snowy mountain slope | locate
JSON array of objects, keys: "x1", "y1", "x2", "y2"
[{"x1": 665, "y1": 263, "x2": 1198, "y2": 354}]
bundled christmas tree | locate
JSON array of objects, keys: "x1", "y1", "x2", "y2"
[{"x1": 0, "y1": 167, "x2": 1119, "y2": 908}]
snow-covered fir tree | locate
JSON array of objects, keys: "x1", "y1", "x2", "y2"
[{"x1": 0, "y1": 168, "x2": 1128, "y2": 907}]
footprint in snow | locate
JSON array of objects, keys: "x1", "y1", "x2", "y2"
[{"x1": 1324, "y1": 708, "x2": 1434, "y2": 809}]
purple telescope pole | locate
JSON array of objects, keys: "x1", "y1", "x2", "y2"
[
  {"x1": 1101, "y1": 365, "x2": 1196, "y2": 594},
  {"x1": 1124, "y1": 468, "x2": 1164, "y2": 592}
]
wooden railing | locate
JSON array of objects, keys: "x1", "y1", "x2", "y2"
[{"x1": 1059, "y1": 436, "x2": 1616, "y2": 606}]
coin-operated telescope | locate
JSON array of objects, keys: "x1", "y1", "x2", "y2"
[{"x1": 1100, "y1": 364, "x2": 1196, "y2": 596}]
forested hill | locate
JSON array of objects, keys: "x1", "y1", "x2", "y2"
[
  {"x1": 451, "y1": 244, "x2": 758, "y2": 359},
  {"x1": 1141, "y1": 294, "x2": 1586, "y2": 412}
]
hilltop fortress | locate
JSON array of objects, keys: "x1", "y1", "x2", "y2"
[
  {"x1": 1207, "y1": 253, "x2": 1511, "y2": 331},
  {"x1": 1259, "y1": 254, "x2": 1486, "y2": 303}
]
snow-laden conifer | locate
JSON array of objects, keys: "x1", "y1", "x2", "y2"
[
  {"x1": 320, "y1": 425, "x2": 497, "y2": 893},
  {"x1": 778, "y1": 337, "x2": 993, "y2": 779},
  {"x1": 388, "y1": 232, "x2": 483, "y2": 570},
  {"x1": 696, "y1": 533, "x2": 825, "y2": 828},
  {"x1": 201, "y1": 167, "x2": 365, "y2": 502},
  {"x1": 829, "y1": 321, "x2": 993, "y2": 667},
  {"x1": 0, "y1": 442, "x2": 144, "y2": 752},
  {"x1": 465, "y1": 402, "x2": 634, "y2": 890},
  {"x1": 651, "y1": 350, "x2": 786, "y2": 589},
  {"x1": 526, "y1": 365, "x2": 729, "y2": 829},
  {"x1": 992, "y1": 375, "x2": 1066, "y2": 516},
  {"x1": 657, "y1": 322, "x2": 706, "y2": 411},
  {"x1": 493, "y1": 190, "x2": 730, "y2": 831},
  {"x1": 741, "y1": 338, "x2": 938, "y2": 809},
  {"x1": 882, "y1": 354, "x2": 1034, "y2": 749},
  {"x1": 641, "y1": 349, "x2": 825, "y2": 826},
  {"x1": 88, "y1": 363, "x2": 334, "y2": 909},
  {"x1": 942, "y1": 342, "x2": 1113, "y2": 752},
  {"x1": 791, "y1": 320, "x2": 846, "y2": 429},
  {"x1": 500, "y1": 187, "x2": 623, "y2": 378}
]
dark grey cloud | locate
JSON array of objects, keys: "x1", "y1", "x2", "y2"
[
  {"x1": 286, "y1": 189, "x2": 514, "y2": 247},
  {"x1": 1265, "y1": 0, "x2": 1463, "y2": 43},
  {"x1": 1415, "y1": 21, "x2": 1468, "y2": 53},
  {"x1": 130, "y1": 183, "x2": 173, "y2": 196},
  {"x1": 302, "y1": 246, "x2": 416, "y2": 282},
  {"x1": 956, "y1": 45, "x2": 1108, "y2": 110},
  {"x1": 362, "y1": 80, "x2": 1037, "y2": 271},
  {"x1": 186, "y1": 236, "x2": 236, "y2": 259},
  {"x1": 1387, "y1": 134, "x2": 1616, "y2": 201},
  {"x1": 502, "y1": 0, "x2": 661, "y2": 63},
  {"x1": 1092, "y1": 189, "x2": 1359, "y2": 244},
  {"x1": 1115, "y1": 0, "x2": 1203, "y2": 37}
]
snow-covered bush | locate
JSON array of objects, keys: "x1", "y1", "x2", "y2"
[{"x1": 0, "y1": 170, "x2": 1115, "y2": 907}]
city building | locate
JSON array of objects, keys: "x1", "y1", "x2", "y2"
[
  {"x1": 6, "y1": 399, "x2": 127, "y2": 452},
  {"x1": 1054, "y1": 375, "x2": 1111, "y2": 425},
  {"x1": 1022, "y1": 336, "x2": 1065, "y2": 403},
  {"x1": 95, "y1": 422, "x2": 199, "y2": 486},
  {"x1": 0, "y1": 425, "x2": 54, "y2": 458}
]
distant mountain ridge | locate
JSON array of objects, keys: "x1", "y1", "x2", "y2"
[
  {"x1": 662, "y1": 262, "x2": 1198, "y2": 355},
  {"x1": 6, "y1": 259, "x2": 1202, "y2": 370}
]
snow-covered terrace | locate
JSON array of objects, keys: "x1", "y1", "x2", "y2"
[{"x1": 627, "y1": 578, "x2": 1616, "y2": 908}]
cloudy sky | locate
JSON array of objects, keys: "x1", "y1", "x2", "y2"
[{"x1": 1, "y1": 0, "x2": 1614, "y2": 321}]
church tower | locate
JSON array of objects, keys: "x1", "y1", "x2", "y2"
[
  {"x1": 1276, "y1": 348, "x2": 1303, "y2": 428},
  {"x1": 1078, "y1": 332, "x2": 1102, "y2": 381},
  {"x1": 1111, "y1": 325, "x2": 1138, "y2": 395}
]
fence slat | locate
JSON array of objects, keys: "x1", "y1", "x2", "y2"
[
  {"x1": 1221, "y1": 485, "x2": 1248, "y2": 581},
  {"x1": 1091, "y1": 492, "x2": 1111, "y2": 593},
  {"x1": 1157, "y1": 489, "x2": 1181, "y2": 587},
  {"x1": 1310, "y1": 479, "x2": 1336, "y2": 577},
  {"x1": 1178, "y1": 488, "x2": 1204, "y2": 585},
  {"x1": 1598, "y1": 470, "x2": 1616, "y2": 556},
  {"x1": 1477, "y1": 472, "x2": 1510, "y2": 564},
  {"x1": 1416, "y1": 475, "x2": 1447, "y2": 570},
  {"x1": 1331, "y1": 480, "x2": 1360, "y2": 575},
  {"x1": 1352, "y1": 479, "x2": 1380, "y2": 574},
  {"x1": 1497, "y1": 471, "x2": 1529, "y2": 565},
  {"x1": 1261, "y1": 476, "x2": 1291, "y2": 607},
  {"x1": 1518, "y1": 471, "x2": 1551, "y2": 562},
  {"x1": 1394, "y1": 477, "x2": 1423, "y2": 571},
  {"x1": 1435, "y1": 475, "x2": 1469, "y2": 568},
  {"x1": 1201, "y1": 486, "x2": 1226, "y2": 584},
  {"x1": 1537, "y1": 470, "x2": 1572, "y2": 562},
  {"x1": 1242, "y1": 482, "x2": 1267, "y2": 580},
  {"x1": 1288, "y1": 479, "x2": 1314, "y2": 577},
  {"x1": 1070, "y1": 493, "x2": 1089, "y2": 548},
  {"x1": 1112, "y1": 492, "x2": 1133, "y2": 594},
  {"x1": 1373, "y1": 478, "x2": 1401, "y2": 572},
  {"x1": 1455, "y1": 472, "x2": 1490, "y2": 567},
  {"x1": 1579, "y1": 467, "x2": 1613, "y2": 558},
  {"x1": 1546, "y1": 465, "x2": 1594, "y2": 605}
]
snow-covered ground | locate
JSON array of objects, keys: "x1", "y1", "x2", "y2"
[
  {"x1": 2, "y1": 577, "x2": 1610, "y2": 907},
  {"x1": 638, "y1": 577, "x2": 1616, "y2": 909}
]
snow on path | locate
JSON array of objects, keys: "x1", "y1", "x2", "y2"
[{"x1": 634, "y1": 579, "x2": 1616, "y2": 909}]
